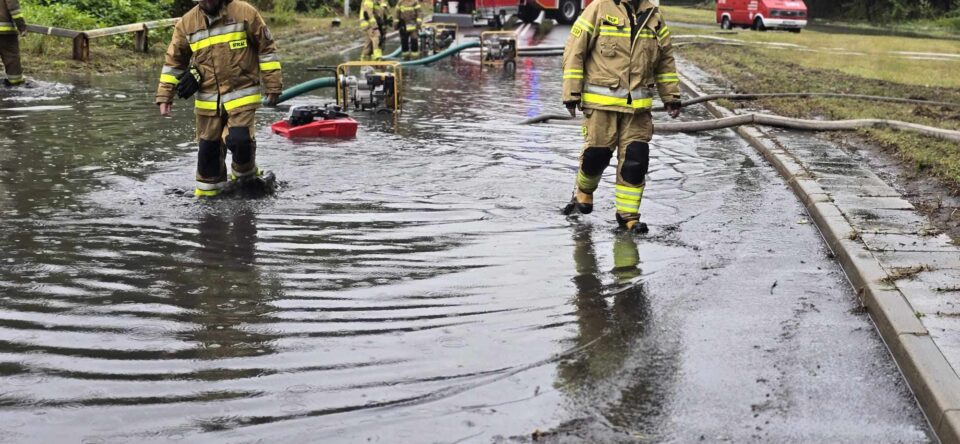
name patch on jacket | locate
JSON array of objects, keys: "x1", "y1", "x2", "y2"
[
  {"x1": 604, "y1": 15, "x2": 620, "y2": 25},
  {"x1": 230, "y1": 39, "x2": 248, "y2": 50}
]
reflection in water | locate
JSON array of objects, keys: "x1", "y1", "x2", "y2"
[
  {"x1": 555, "y1": 226, "x2": 671, "y2": 440},
  {"x1": 177, "y1": 208, "x2": 279, "y2": 361}
]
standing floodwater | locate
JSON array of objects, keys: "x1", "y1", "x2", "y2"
[{"x1": 0, "y1": 46, "x2": 932, "y2": 442}]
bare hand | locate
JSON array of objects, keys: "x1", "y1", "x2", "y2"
[{"x1": 159, "y1": 102, "x2": 172, "y2": 117}]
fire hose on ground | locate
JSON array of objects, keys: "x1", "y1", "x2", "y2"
[{"x1": 521, "y1": 92, "x2": 960, "y2": 143}]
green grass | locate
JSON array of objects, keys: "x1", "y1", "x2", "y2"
[
  {"x1": 679, "y1": 40, "x2": 960, "y2": 186},
  {"x1": 661, "y1": 5, "x2": 716, "y2": 26},
  {"x1": 670, "y1": 20, "x2": 960, "y2": 88}
]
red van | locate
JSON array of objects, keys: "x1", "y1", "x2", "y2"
[{"x1": 716, "y1": 0, "x2": 808, "y2": 33}]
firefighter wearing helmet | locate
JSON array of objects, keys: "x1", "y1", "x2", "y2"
[
  {"x1": 561, "y1": 0, "x2": 681, "y2": 233},
  {"x1": 156, "y1": 0, "x2": 282, "y2": 197}
]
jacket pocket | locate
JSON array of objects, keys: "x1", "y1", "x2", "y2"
[{"x1": 586, "y1": 76, "x2": 620, "y2": 89}]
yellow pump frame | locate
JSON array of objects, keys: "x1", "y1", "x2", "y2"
[
  {"x1": 479, "y1": 31, "x2": 518, "y2": 67},
  {"x1": 335, "y1": 61, "x2": 403, "y2": 112}
]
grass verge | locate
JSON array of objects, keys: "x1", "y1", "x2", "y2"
[{"x1": 678, "y1": 31, "x2": 960, "y2": 186}]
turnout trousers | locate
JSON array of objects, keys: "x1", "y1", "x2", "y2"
[
  {"x1": 0, "y1": 34, "x2": 23, "y2": 85},
  {"x1": 575, "y1": 109, "x2": 653, "y2": 224},
  {"x1": 398, "y1": 20, "x2": 418, "y2": 55},
  {"x1": 195, "y1": 109, "x2": 258, "y2": 191},
  {"x1": 361, "y1": 26, "x2": 382, "y2": 60}
]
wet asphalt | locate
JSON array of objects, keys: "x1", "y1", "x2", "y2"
[{"x1": 0, "y1": 25, "x2": 933, "y2": 443}]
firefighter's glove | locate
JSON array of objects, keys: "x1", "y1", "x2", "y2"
[
  {"x1": 564, "y1": 99, "x2": 580, "y2": 118},
  {"x1": 665, "y1": 101, "x2": 682, "y2": 119},
  {"x1": 14, "y1": 18, "x2": 26, "y2": 36},
  {"x1": 175, "y1": 67, "x2": 201, "y2": 100}
]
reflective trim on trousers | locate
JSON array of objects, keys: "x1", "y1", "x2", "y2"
[
  {"x1": 615, "y1": 184, "x2": 643, "y2": 214},
  {"x1": 259, "y1": 53, "x2": 280, "y2": 62},
  {"x1": 222, "y1": 86, "x2": 261, "y2": 104},
  {"x1": 196, "y1": 181, "x2": 226, "y2": 191},
  {"x1": 577, "y1": 171, "x2": 602, "y2": 193}
]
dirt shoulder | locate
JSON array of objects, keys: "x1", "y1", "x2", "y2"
[
  {"x1": 677, "y1": 34, "x2": 960, "y2": 240},
  {"x1": 16, "y1": 14, "x2": 364, "y2": 76}
]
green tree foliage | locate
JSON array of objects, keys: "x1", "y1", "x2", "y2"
[{"x1": 804, "y1": 0, "x2": 960, "y2": 21}]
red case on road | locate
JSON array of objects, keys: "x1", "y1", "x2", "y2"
[{"x1": 271, "y1": 118, "x2": 359, "y2": 139}]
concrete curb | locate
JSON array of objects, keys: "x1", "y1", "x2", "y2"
[{"x1": 679, "y1": 74, "x2": 959, "y2": 443}]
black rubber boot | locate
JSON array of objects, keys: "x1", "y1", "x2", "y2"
[
  {"x1": 561, "y1": 190, "x2": 594, "y2": 215},
  {"x1": 616, "y1": 213, "x2": 649, "y2": 234}
]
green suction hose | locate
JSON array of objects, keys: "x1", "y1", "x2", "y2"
[{"x1": 273, "y1": 41, "x2": 481, "y2": 105}]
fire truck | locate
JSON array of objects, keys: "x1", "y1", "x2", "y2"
[{"x1": 435, "y1": 0, "x2": 593, "y2": 26}]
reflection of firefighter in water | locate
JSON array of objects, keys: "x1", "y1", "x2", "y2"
[
  {"x1": 554, "y1": 227, "x2": 672, "y2": 433},
  {"x1": 177, "y1": 209, "x2": 279, "y2": 360},
  {"x1": 558, "y1": 227, "x2": 647, "y2": 384}
]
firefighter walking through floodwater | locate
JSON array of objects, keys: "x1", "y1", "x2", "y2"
[
  {"x1": 0, "y1": 0, "x2": 27, "y2": 86},
  {"x1": 156, "y1": 0, "x2": 282, "y2": 197},
  {"x1": 560, "y1": 0, "x2": 681, "y2": 233},
  {"x1": 360, "y1": 0, "x2": 382, "y2": 60}
]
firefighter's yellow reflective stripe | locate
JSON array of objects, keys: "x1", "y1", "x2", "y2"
[
  {"x1": 616, "y1": 185, "x2": 644, "y2": 213},
  {"x1": 0, "y1": 23, "x2": 15, "y2": 32},
  {"x1": 10, "y1": 13, "x2": 22, "y2": 20},
  {"x1": 577, "y1": 171, "x2": 602, "y2": 192},
  {"x1": 405, "y1": 24, "x2": 417, "y2": 31},
  {"x1": 195, "y1": 99, "x2": 218, "y2": 110},
  {"x1": 188, "y1": 23, "x2": 245, "y2": 43},
  {"x1": 360, "y1": 20, "x2": 371, "y2": 28},
  {"x1": 398, "y1": 5, "x2": 418, "y2": 11},
  {"x1": 224, "y1": 93, "x2": 262, "y2": 111},
  {"x1": 259, "y1": 61, "x2": 281, "y2": 71},
  {"x1": 574, "y1": 17, "x2": 594, "y2": 33},
  {"x1": 582, "y1": 93, "x2": 655, "y2": 108},
  {"x1": 189, "y1": 31, "x2": 248, "y2": 52},
  {"x1": 160, "y1": 74, "x2": 179, "y2": 84},
  {"x1": 658, "y1": 26, "x2": 670, "y2": 37},
  {"x1": 363, "y1": 0, "x2": 375, "y2": 6},
  {"x1": 656, "y1": 73, "x2": 679, "y2": 83},
  {"x1": 563, "y1": 69, "x2": 584, "y2": 79},
  {"x1": 6, "y1": 75, "x2": 24, "y2": 85},
  {"x1": 194, "y1": 188, "x2": 219, "y2": 197},
  {"x1": 599, "y1": 30, "x2": 630, "y2": 37}
]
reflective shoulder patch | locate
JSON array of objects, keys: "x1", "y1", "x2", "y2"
[
  {"x1": 571, "y1": 26, "x2": 583, "y2": 37},
  {"x1": 230, "y1": 39, "x2": 248, "y2": 50}
]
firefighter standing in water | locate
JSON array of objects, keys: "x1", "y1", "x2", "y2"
[
  {"x1": 395, "y1": 0, "x2": 421, "y2": 59},
  {"x1": 376, "y1": 0, "x2": 392, "y2": 53},
  {"x1": 360, "y1": 0, "x2": 382, "y2": 61},
  {"x1": 560, "y1": 0, "x2": 681, "y2": 233},
  {"x1": 156, "y1": 0, "x2": 282, "y2": 197},
  {"x1": 0, "y1": 0, "x2": 27, "y2": 86}
]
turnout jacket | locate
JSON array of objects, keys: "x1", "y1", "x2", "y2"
[
  {"x1": 155, "y1": 0, "x2": 282, "y2": 116},
  {"x1": 561, "y1": 0, "x2": 679, "y2": 113},
  {"x1": 0, "y1": 0, "x2": 24, "y2": 35},
  {"x1": 360, "y1": 0, "x2": 378, "y2": 29},
  {"x1": 395, "y1": 0, "x2": 421, "y2": 30}
]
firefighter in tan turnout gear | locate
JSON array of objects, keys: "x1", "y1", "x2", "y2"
[
  {"x1": 360, "y1": 0, "x2": 382, "y2": 61},
  {"x1": 156, "y1": 0, "x2": 282, "y2": 197},
  {"x1": 0, "y1": 0, "x2": 27, "y2": 86},
  {"x1": 395, "y1": 0, "x2": 421, "y2": 59},
  {"x1": 560, "y1": 0, "x2": 681, "y2": 233}
]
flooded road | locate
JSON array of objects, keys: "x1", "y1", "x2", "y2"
[{"x1": 0, "y1": 28, "x2": 933, "y2": 443}]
